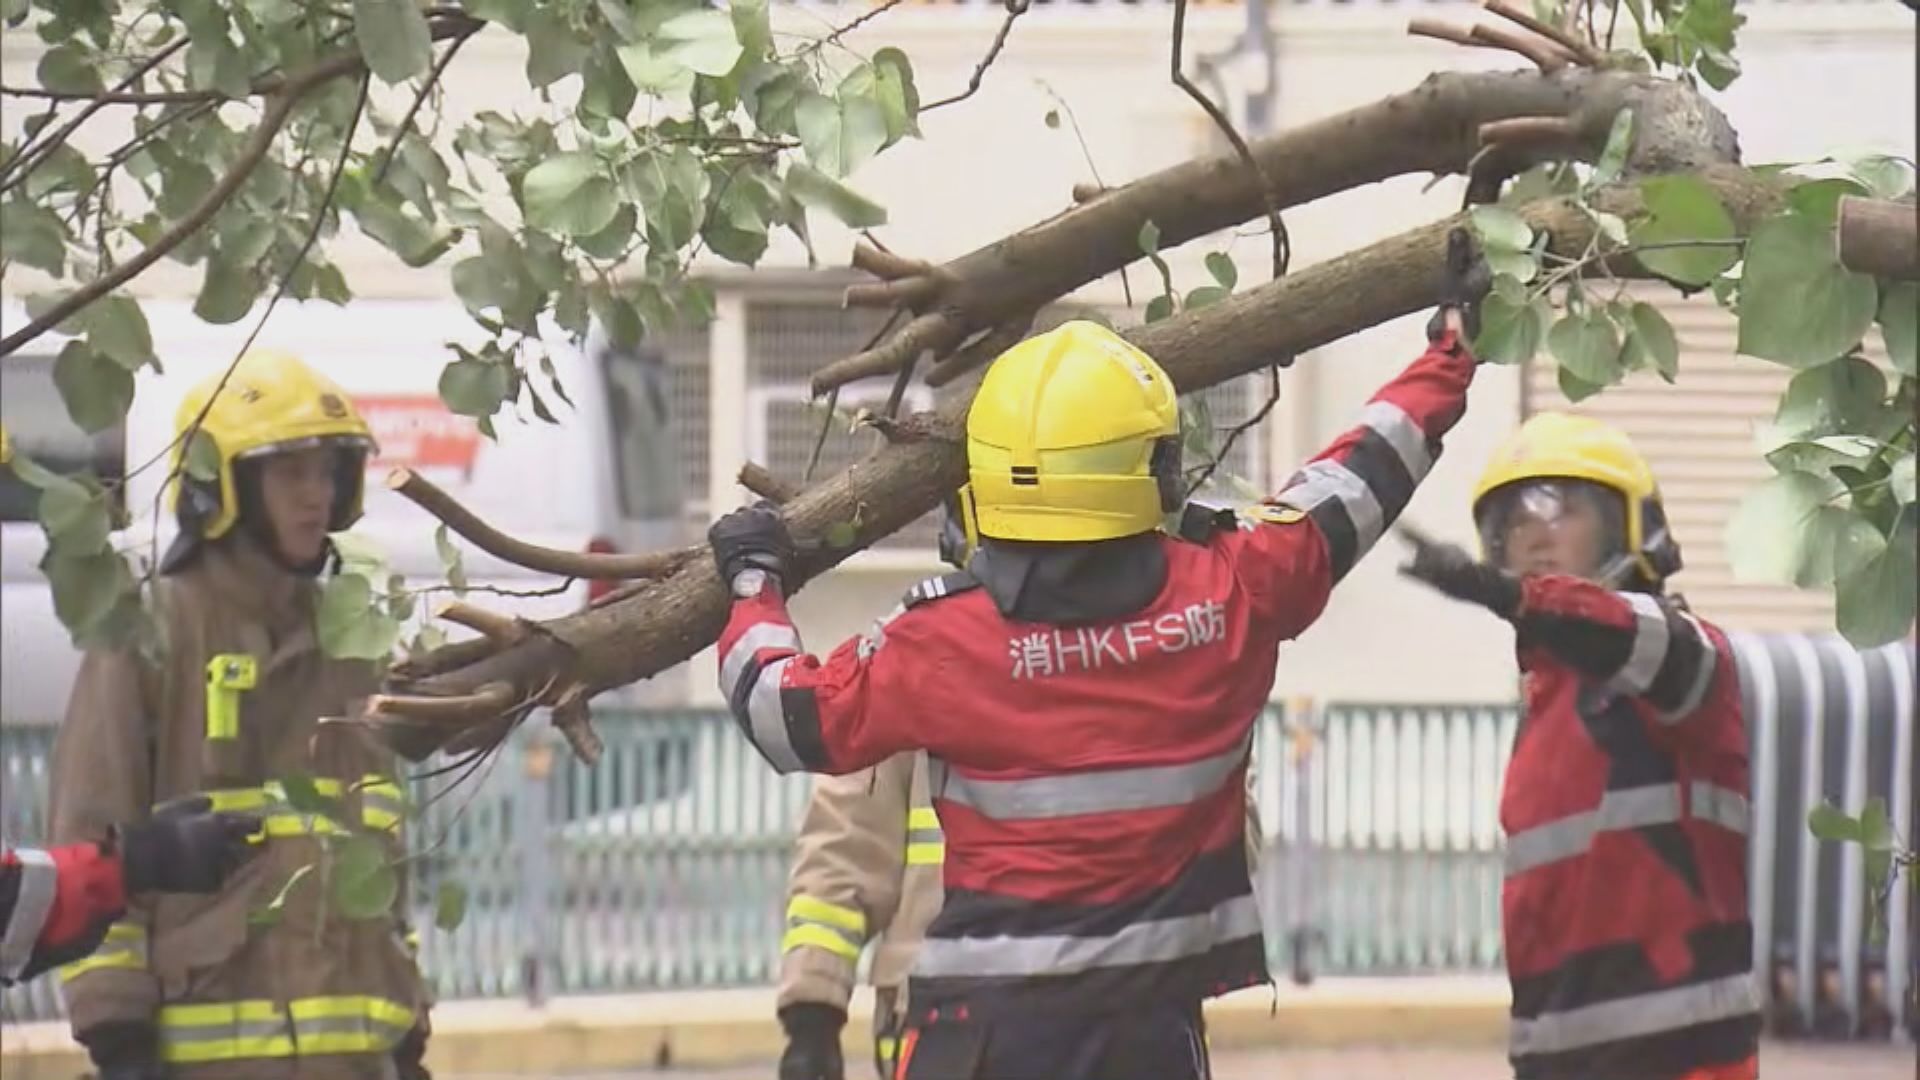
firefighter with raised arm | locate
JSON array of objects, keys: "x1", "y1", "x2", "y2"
[
  {"x1": 1397, "y1": 414, "x2": 1759, "y2": 1080},
  {"x1": 708, "y1": 232, "x2": 1490, "y2": 1079},
  {"x1": 47, "y1": 351, "x2": 432, "y2": 1080},
  {"x1": 2, "y1": 800, "x2": 257, "y2": 987}
]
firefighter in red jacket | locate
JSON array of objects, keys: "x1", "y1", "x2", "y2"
[
  {"x1": 1398, "y1": 412, "x2": 1760, "y2": 1080},
  {"x1": 1, "y1": 798, "x2": 256, "y2": 986},
  {"x1": 706, "y1": 233, "x2": 1490, "y2": 1079}
]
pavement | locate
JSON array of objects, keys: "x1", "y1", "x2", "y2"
[
  {"x1": 503, "y1": 1044, "x2": 1913, "y2": 1080},
  {"x1": 2, "y1": 979, "x2": 1912, "y2": 1079}
]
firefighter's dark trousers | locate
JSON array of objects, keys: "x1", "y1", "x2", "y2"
[{"x1": 897, "y1": 999, "x2": 1210, "y2": 1080}]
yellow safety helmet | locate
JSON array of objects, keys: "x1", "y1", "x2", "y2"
[
  {"x1": 1471, "y1": 412, "x2": 1681, "y2": 586},
  {"x1": 168, "y1": 349, "x2": 375, "y2": 546},
  {"x1": 963, "y1": 320, "x2": 1181, "y2": 543}
]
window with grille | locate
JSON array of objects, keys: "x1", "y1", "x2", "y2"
[{"x1": 653, "y1": 324, "x2": 711, "y2": 539}]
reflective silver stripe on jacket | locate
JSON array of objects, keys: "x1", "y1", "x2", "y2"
[
  {"x1": 911, "y1": 894, "x2": 1263, "y2": 980},
  {"x1": 1277, "y1": 460, "x2": 1384, "y2": 552},
  {"x1": 1504, "y1": 781, "x2": 1749, "y2": 876},
  {"x1": 1611, "y1": 593, "x2": 1672, "y2": 696},
  {"x1": 1658, "y1": 611, "x2": 1719, "y2": 722},
  {"x1": 746, "y1": 656, "x2": 807, "y2": 774},
  {"x1": 721, "y1": 623, "x2": 803, "y2": 700},
  {"x1": 931, "y1": 729, "x2": 1253, "y2": 821},
  {"x1": 1509, "y1": 971, "x2": 1762, "y2": 1056},
  {"x1": 1, "y1": 848, "x2": 59, "y2": 980},
  {"x1": 1360, "y1": 400, "x2": 1434, "y2": 482}
]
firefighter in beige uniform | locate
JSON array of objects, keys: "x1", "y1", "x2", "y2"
[
  {"x1": 774, "y1": 503, "x2": 1266, "y2": 1080},
  {"x1": 49, "y1": 351, "x2": 430, "y2": 1080}
]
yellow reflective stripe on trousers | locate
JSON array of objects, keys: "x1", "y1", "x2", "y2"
[
  {"x1": 906, "y1": 805, "x2": 944, "y2": 865},
  {"x1": 57, "y1": 922, "x2": 148, "y2": 982},
  {"x1": 160, "y1": 995, "x2": 413, "y2": 1063},
  {"x1": 783, "y1": 896, "x2": 866, "y2": 961}
]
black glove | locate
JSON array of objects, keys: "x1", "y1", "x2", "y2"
[
  {"x1": 1426, "y1": 226, "x2": 1494, "y2": 346},
  {"x1": 709, "y1": 503, "x2": 796, "y2": 592},
  {"x1": 1397, "y1": 523, "x2": 1522, "y2": 619},
  {"x1": 394, "y1": 1022, "x2": 433, "y2": 1080},
  {"x1": 78, "y1": 1021, "x2": 164, "y2": 1079},
  {"x1": 778, "y1": 1003, "x2": 846, "y2": 1080},
  {"x1": 115, "y1": 795, "x2": 259, "y2": 895}
]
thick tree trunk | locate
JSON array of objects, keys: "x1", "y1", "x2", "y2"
[{"x1": 382, "y1": 164, "x2": 1780, "y2": 762}]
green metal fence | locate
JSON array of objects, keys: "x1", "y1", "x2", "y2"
[{"x1": 2, "y1": 704, "x2": 1520, "y2": 1022}]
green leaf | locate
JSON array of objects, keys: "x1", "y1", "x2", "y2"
[
  {"x1": 522, "y1": 152, "x2": 620, "y2": 237},
  {"x1": 1185, "y1": 286, "x2": 1230, "y2": 311},
  {"x1": 1472, "y1": 279, "x2": 1548, "y2": 366},
  {"x1": 1797, "y1": 505, "x2": 1886, "y2": 588},
  {"x1": 316, "y1": 572, "x2": 401, "y2": 660},
  {"x1": 439, "y1": 357, "x2": 511, "y2": 418},
  {"x1": 42, "y1": 547, "x2": 133, "y2": 640},
  {"x1": 194, "y1": 258, "x2": 258, "y2": 325},
  {"x1": 188, "y1": 31, "x2": 250, "y2": 98},
  {"x1": 579, "y1": 42, "x2": 637, "y2": 120},
  {"x1": 1725, "y1": 470, "x2": 1843, "y2": 583},
  {"x1": 615, "y1": 40, "x2": 693, "y2": 97},
  {"x1": 434, "y1": 523, "x2": 468, "y2": 596},
  {"x1": 1836, "y1": 507, "x2": 1917, "y2": 647},
  {"x1": 867, "y1": 47, "x2": 921, "y2": 144},
  {"x1": 25, "y1": 144, "x2": 97, "y2": 200},
  {"x1": 1589, "y1": 109, "x2": 1634, "y2": 190},
  {"x1": 659, "y1": 9, "x2": 744, "y2": 77},
  {"x1": 352, "y1": 0, "x2": 432, "y2": 85},
  {"x1": 1807, "y1": 800, "x2": 1863, "y2": 844},
  {"x1": 577, "y1": 205, "x2": 636, "y2": 261},
  {"x1": 1205, "y1": 252, "x2": 1238, "y2": 290},
  {"x1": 83, "y1": 296, "x2": 154, "y2": 371},
  {"x1": 1470, "y1": 205, "x2": 1533, "y2": 253},
  {"x1": 279, "y1": 773, "x2": 341, "y2": 817},
  {"x1": 183, "y1": 430, "x2": 221, "y2": 482},
  {"x1": 53, "y1": 341, "x2": 134, "y2": 434},
  {"x1": 795, "y1": 92, "x2": 887, "y2": 179},
  {"x1": 1627, "y1": 302, "x2": 1679, "y2": 382},
  {"x1": 329, "y1": 530, "x2": 388, "y2": 576},
  {"x1": 1, "y1": 200, "x2": 68, "y2": 275},
  {"x1": 38, "y1": 478, "x2": 110, "y2": 553},
  {"x1": 1772, "y1": 356, "x2": 1889, "y2": 441},
  {"x1": 1786, "y1": 177, "x2": 1869, "y2": 231},
  {"x1": 1556, "y1": 364, "x2": 1606, "y2": 404},
  {"x1": 331, "y1": 834, "x2": 399, "y2": 919},
  {"x1": 463, "y1": 0, "x2": 526, "y2": 31},
  {"x1": 1860, "y1": 797, "x2": 1896, "y2": 853},
  {"x1": 784, "y1": 162, "x2": 886, "y2": 229},
  {"x1": 1630, "y1": 175, "x2": 1738, "y2": 286},
  {"x1": 1848, "y1": 154, "x2": 1916, "y2": 200},
  {"x1": 434, "y1": 882, "x2": 469, "y2": 931},
  {"x1": 702, "y1": 181, "x2": 769, "y2": 266},
  {"x1": 1878, "y1": 282, "x2": 1916, "y2": 378},
  {"x1": 824, "y1": 521, "x2": 857, "y2": 549},
  {"x1": 451, "y1": 255, "x2": 539, "y2": 331},
  {"x1": 37, "y1": 45, "x2": 103, "y2": 94},
  {"x1": 1737, "y1": 213, "x2": 1879, "y2": 369},
  {"x1": 1137, "y1": 220, "x2": 1162, "y2": 256},
  {"x1": 1144, "y1": 295, "x2": 1175, "y2": 324},
  {"x1": 1548, "y1": 311, "x2": 1623, "y2": 387},
  {"x1": 524, "y1": 7, "x2": 589, "y2": 89},
  {"x1": 1764, "y1": 434, "x2": 1879, "y2": 476}
]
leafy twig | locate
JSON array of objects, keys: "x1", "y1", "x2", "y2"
[
  {"x1": 0, "y1": 36, "x2": 190, "y2": 194},
  {"x1": 1185, "y1": 366, "x2": 1281, "y2": 500},
  {"x1": 372, "y1": 22, "x2": 481, "y2": 188},
  {"x1": 922, "y1": 0, "x2": 1031, "y2": 113},
  {"x1": 1171, "y1": 0, "x2": 1288, "y2": 281}
]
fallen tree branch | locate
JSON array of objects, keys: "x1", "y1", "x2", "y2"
[
  {"x1": 812, "y1": 69, "x2": 1736, "y2": 395},
  {"x1": 385, "y1": 165, "x2": 1781, "y2": 759},
  {"x1": 388, "y1": 467, "x2": 683, "y2": 578},
  {"x1": 811, "y1": 311, "x2": 964, "y2": 396},
  {"x1": 1836, "y1": 195, "x2": 1919, "y2": 280},
  {"x1": 1468, "y1": 23, "x2": 1574, "y2": 72},
  {"x1": 436, "y1": 601, "x2": 526, "y2": 646}
]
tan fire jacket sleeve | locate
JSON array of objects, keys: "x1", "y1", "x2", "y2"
[
  {"x1": 47, "y1": 646, "x2": 161, "y2": 1035},
  {"x1": 776, "y1": 751, "x2": 916, "y2": 1012}
]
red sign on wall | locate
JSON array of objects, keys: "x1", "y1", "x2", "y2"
[{"x1": 354, "y1": 395, "x2": 481, "y2": 477}]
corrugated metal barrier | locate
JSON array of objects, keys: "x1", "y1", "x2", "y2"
[{"x1": 2, "y1": 633, "x2": 1911, "y2": 1042}]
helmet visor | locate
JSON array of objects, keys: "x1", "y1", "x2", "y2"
[{"x1": 1474, "y1": 478, "x2": 1628, "y2": 579}]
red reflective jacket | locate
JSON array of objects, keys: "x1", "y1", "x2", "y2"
[
  {"x1": 0, "y1": 842, "x2": 128, "y2": 985},
  {"x1": 719, "y1": 335, "x2": 1479, "y2": 1018},
  {"x1": 1500, "y1": 576, "x2": 1759, "y2": 1080}
]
